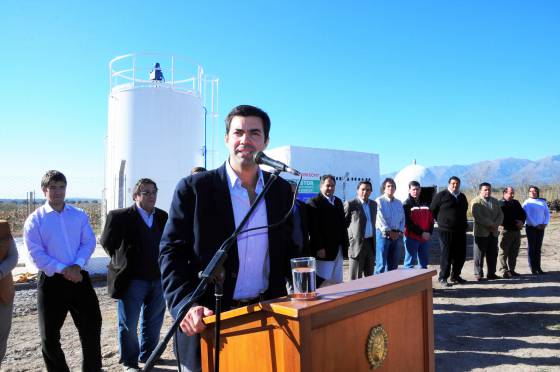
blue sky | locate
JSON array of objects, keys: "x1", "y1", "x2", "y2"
[{"x1": 1, "y1": 0, "x2": 559, "y2": 198}]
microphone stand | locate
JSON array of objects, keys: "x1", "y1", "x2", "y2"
[{"x1": 143, "y1": 171, "x2": 280, "y2": 372}]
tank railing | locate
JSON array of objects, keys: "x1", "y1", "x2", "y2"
[
  {"x1": 110, "y1": 68, "x2": 199, "y2": 94},
  {"x1": 109, "y1": 53, "x2": 204, "y2": 96}
]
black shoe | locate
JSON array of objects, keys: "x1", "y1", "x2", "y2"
[
  {"x1": 487, "y1": 273, "x2": 500, "y2": 280},
  {"x1": 537, "y1": 269, "x2": 547, "y2": 275},
  {"x1": 510, "y1": 271, "x2": 521, "y2": 277},
  {"x1": 474, "y1": 275, "x2": 485, "y2": 281},
  {"x1": 451, "y1": 276, "x2": 467, "y2": 284},
  {"x1": 503, "y1": 271, "x2": 512, "y2": 279},
  {"x1": 439, "y1": 279, "x2": 453, "y2": 287}
]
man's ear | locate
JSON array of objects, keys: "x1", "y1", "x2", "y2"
[{"x1": 264, "y1": 137, "x2": 270, "y2": 149}]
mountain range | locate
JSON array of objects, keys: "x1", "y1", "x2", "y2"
[{"x1": 383, "y1": 155, "x2": 560, "y2": 187}]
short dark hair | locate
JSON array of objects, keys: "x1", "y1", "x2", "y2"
[
  {"x1": 380, "y1": 178, "x2": 396, "y2": 193},
  {"x1": 503, "y1": 186, "x2": 514, "y2": 194},
  {"x1": 357, "y1": 180, "x2": 372, "y2": 190},
  {"x1": 225, "y1": 105, "x2": 271, "y2": 141},
  {"x1": 132, "y1": 178, "x2": 157, "y2": 200},
  {"x1": 528, "y1": 185, "x2": 540, "y2": 198},
  {"x1": 41, "y1": 170, "x2": 67, "y2": 189},
  {"x1": 448, "y1": 176, "x2": 461, "y2": 184},
  {"x1": 190, "y1": 166, "x2": 207, "y2": 175},
  {"x1": 479, "y1": 182, "x2": 492, "y2": 190},
  {"x1": 408, "y1": 180, "x2": 420, "y2": 188},
  {"x1": 320, "y1": 174, "x2": 336, "y2": 185}
]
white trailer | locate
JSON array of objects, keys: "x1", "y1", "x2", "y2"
[{"x1": 263, "y1": 146, "x2": 380, "y2": 202}]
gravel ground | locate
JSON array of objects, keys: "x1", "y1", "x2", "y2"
[{"x1": 2, "y1": 216, "x2": 559, "y2": 371}]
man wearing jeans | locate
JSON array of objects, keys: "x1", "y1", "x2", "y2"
[
  {"x1": 101, "y1": 178, "x2": 168, "y2": 371},
  {"x1": 374, "y1": 178, "x2": 405, "y2": 274},
  {"x1": 403, "y1": 181, "x2": 434, "y2": 269}
]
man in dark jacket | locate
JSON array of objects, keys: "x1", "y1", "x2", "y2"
[
  {"x1": 344, "y1": 181, "x2": 377, "y2": 279},
  {"x1": 101, "y1": 178, "x2": 168, "y2": 371},
  {"x1": 403, "y1": 181, "x2": 434, "y2": 269},
  {"x1": 289, "y1": 180, "x2": 310, "y2": 257},
  {"x1": 430, "y1": 176, "x2": 468, "y2": 287},
  {"x1": 159, "y1": 105, "x2": 296, "y2": 372},
  {"x1": 499, "y1": 186, "x2": 526, "y2": 278},
  {"x1": 307, "y1": 175, "x2": 349, "y2": 283}
]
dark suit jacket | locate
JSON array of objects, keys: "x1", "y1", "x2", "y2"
[
  {"x1": 430, "y1": 190, "x2": 468, "y2": 232},
  {"x1": 344, "y1": 198, "x2": 377, "y2": 259},
  {"x1": 100, "y1": 204, "x2": 168, "y2": 299},
  {"x1": 307, "y1": 193, "x2": 349, "y2": 261},
  {"x1": 292, "y1": 199, "x2": 310, "y2": 257},
  {"x1": 159, "y1": 163, "x2": 295, "y2": 319}
]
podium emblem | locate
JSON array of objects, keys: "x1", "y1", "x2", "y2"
[{"x1": 366, "y1": 325, "x2": 388, "y2": 369}]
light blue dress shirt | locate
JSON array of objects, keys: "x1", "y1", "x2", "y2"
[
  {"x1": 360, "y1": 199, "x2": 374, "y2": 239},
  {"x1": 225, "y1": 161, "x2": 269, "y2": 300},
  {"x1": 136, "y1": 204, "x2": 155, "y2": 227},
  {"x1": 23, "y1": 203, "x2": 96, "y2": 276}
]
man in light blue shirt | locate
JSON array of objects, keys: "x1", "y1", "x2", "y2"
[
  {"x1": 24, "y1": 170, "x2": 101, "y2": 372},
  {"x1": 374, "y1": 178, "x2": 405, "y2": 274}
]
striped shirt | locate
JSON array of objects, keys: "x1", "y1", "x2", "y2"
[{"x1": 375, "y1": 195, "x2": 405, "y2": 232}]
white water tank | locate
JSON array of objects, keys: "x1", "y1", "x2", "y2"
[
  {"x1": 394, "y1": 162, "x2": 437, "y2": 202},
  {"x1": 104, "y1": 53, "x2": 219, "y2": 213}
]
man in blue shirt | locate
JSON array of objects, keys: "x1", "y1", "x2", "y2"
[
  {"x1": 24, "y1": 170, "x2": 102, "y2": 372},
  {"x1": 374, "y1": 178, "x2": 405, "y2": 274}
]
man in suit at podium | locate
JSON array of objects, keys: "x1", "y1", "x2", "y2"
[{"x1": 159, "y1": 105, "x2": 295, "y2": 372}]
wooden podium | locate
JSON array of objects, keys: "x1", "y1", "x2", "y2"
[{"x1": 201, "y1": 269, "x2": 435, "y2": 372}]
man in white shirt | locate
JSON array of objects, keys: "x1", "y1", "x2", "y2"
[
  {"x1": 24, "y1": 170, "x2": 101, "y2": 372},
  {"x1": 522, "y1": 185, "x2": 550, "y2": 275},
  {"x1": 374, "y1": 178, "x2": 405, "y2": 274}
]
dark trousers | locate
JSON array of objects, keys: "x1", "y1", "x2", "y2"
[
  {"x1": 473, "y1": 235, "x2": 499, "y2": 277},
  {"x1": 349, "y1": 238, "x2": 375, "y2": 279},
  {"x1": 526, "y1": 225, "x2": 545, "y2": 273},
  {"x1": 437, "y1": 230, "x2": 466, "y2": 281},
  {"x1": 37, "y1": 271, "x2": 102, "y2": 372},
  {"x1": 499, "y1": 230, "x2": 521, "y2": 273}
]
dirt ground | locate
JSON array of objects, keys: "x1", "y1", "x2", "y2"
[{"x1": 2, "y1": 217, "x2": 559, "y2": 371}]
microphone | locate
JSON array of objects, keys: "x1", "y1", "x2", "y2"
[{"x1": 254, "y1": 151, "x2": 301, "y2": 176}]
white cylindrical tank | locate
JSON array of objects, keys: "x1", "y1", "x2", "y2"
[{"x1": 104, "y1": 53, "x2": 219, "y2": 213}]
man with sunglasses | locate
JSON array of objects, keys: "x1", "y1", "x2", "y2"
[{"x1": 101, "y1": 178, "x2": 168, "y2": 371}]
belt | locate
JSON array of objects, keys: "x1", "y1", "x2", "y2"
[{"x1": 230, "y1": 294, "x2": 265, "y2": 310}]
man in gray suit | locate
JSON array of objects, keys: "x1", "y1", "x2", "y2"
[{"x1": 344, "y1": 181, "x2": 377, "y2": 279}]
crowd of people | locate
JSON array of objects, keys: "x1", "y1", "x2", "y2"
[
  {"x1": 0, "y1": 104, "x2": 553, "y2": 371},
  {"x1": 305, "y1": 175, "x2": 550, "y2": 288}
]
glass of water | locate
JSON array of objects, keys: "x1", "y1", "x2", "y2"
[{"x1": 290, "y1": 257, "x2": 317, "y2": 300}]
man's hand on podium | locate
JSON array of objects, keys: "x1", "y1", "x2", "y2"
[{"x1": 181, "y1": 306, "x2": 215, "y2": 336}]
